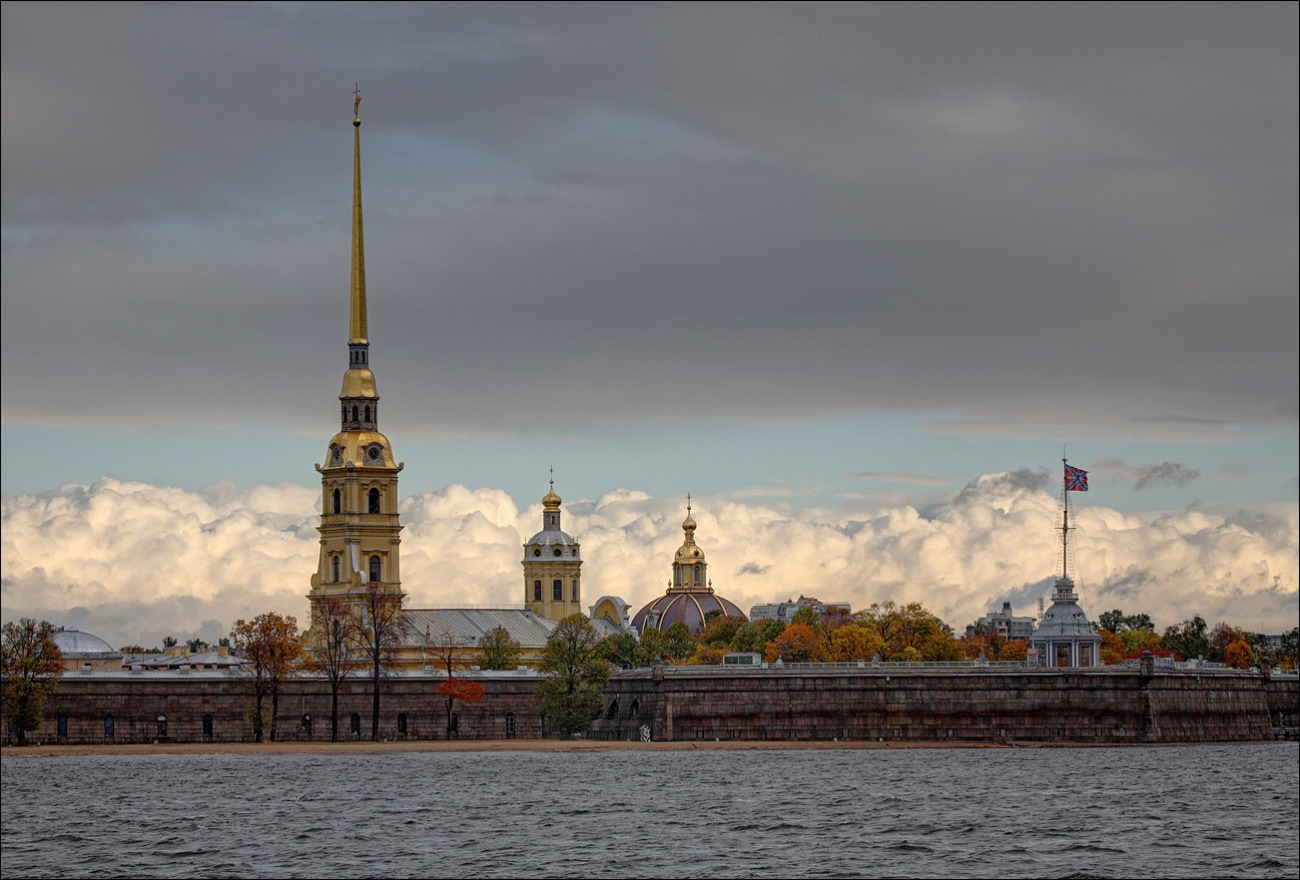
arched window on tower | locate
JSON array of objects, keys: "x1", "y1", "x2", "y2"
[
  {"x1": 332, "y1": 555, "x2": 341, "y2": 582},
  {"x1": 364, "y1": 405, "x2": 371, "y2": 422},
  {"x1": 369, "y1": 555, "x2": 382, "y2": 583},
  {"x1": 332, "y1": 489, "x2": 342, "y2": 514},
  {"x1": 352, "y1": 405, "x2": 359, "y2": 421},
  {"x1": 553, "y1": 579, "x2": 563, "y2": 601},
  {"x1": 694, "y1": 564, "x2": 702, "y2": 586},
  {"x1": 368, "y1": 488, "x2": 380, "y2": 514},
  {"x1": 533, "y1": 580, "x2": 542, "y2": 601},
  {"x1": 572, "y1": 579, "x2": 579, "y2": 601}
]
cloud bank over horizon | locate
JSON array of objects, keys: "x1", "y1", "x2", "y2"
[{"x1": 4, "y1": 476, "x2": 1295, "y2": 651}]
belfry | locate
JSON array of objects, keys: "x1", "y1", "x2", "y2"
[
  {"x1": 522, "y1": 472, "x2": 583, "y2": 621},
  {"x1": 308, "y1": 88, "x2": 405, "y2": 626}
]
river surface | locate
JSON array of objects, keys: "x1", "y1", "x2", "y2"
[{"x1": 2, "y1": 743, "x2": 1297, "y2": 878}]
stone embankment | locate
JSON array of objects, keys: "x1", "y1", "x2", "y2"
[{"x1": 9, "y1": 659, "x2": 1297, "y2": 746}]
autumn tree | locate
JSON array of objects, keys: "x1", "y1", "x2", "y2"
[
  {"x1": 1, "y1": 619, "x2": 63, "y2": 746},
  {"x1": 861, "y1": 601, "x2": 963, "y2": 661},
  {"x1": 306, "y1": 596, "x2": 362, "y2": 742},
  {"x1": 535, "y1": 614, "x2": 610, "y2": 738},
  {"x1": 828, "y1": 623, "x2": 884, "y2": 663},
  {"x1": 435, "y1": 676, "x2": 485, "y2": 739},
  {"x1": 230, "y1": 612, "x2": 302, "y2": 742},
  {"x1": 478, "y1": 625, "x2": 521, "y2": 671},
  {"x1": 356, "y1": 584, "x2": 407, "y2": 741},
  {"x1": 764, "y1": 622, "x2": 828, "y2": 663}
]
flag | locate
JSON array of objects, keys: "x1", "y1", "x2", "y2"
[{"x1": 1065, "y1": 464, "x2": 1089, "y2": 491}]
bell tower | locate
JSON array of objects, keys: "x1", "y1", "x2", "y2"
[
  {"x1": 309, "y1": 87, "x2": 404, "y2": 626},
  {"x1": 522, "y1": 473, "x2": 583, "y2": 621}
]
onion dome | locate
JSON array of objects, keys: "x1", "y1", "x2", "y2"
[
  {"x1": 630, "y1": 497, "x2": 747, "y2": 636},
  {"x1": 524, "y1": 475, "x2": 580, "y2": 559}
]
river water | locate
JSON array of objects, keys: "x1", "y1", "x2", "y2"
[{"x1": 2, "y1": 743, "x2": 1296, "y2": 879}]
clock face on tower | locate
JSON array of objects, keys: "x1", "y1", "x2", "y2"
[{"x1": 367, "y1": 446, "x2": 381, "y2": 462}]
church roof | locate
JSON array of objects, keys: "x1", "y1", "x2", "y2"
[
  {"x1": 631, "y1": 590, "x2": 747, "y2": 636},
  {"x1": 403, "y1": 608, "x2": 558, "y2": 651}
]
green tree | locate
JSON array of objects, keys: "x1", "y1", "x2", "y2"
[
  {"x1": 477, "y1": 625, "x2": 521, "y2": 671},
  {"x1": 1, "y1": 619, "x2": 64, "y2": 746},
  {"x1": 662, "y1": 622, "x2": 696, "y2": 663},
  {"x1": 535, "y1": 614, "x2": 611, "y2": 738},
  {"x1": 1161, "y1": 615, "x2": 1211, "y2": 662},
  {"x1": 600, "y1": 632, "x2": 647, "y2": 669}
]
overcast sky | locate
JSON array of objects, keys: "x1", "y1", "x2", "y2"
[{"x1": 2, "y1": 3, "x2": 1296, "y2": 644}]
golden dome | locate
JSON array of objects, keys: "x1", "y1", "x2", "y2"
[{"x1": 339, "y1": 367, "x2": 377, "y2": 399}]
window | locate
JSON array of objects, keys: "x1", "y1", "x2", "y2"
[
  {"x1": 1056, "y1": 644, "x2": 1071, "y2": 667},
  {"x1": 553, "y1": 547, "x2": 562, "y2": 557},
  {"x1": 694, "y1": 564, "x2": 702, "y2": 585},
  {"x1": 332, "y1": 489, "x2": 342, "y2": 514},
  {"x1": 364, "y1": 405, "x2": 371, "y2": 422},
  {"x1": 332, "y1": 556, "x2": 341, "y2": 582},
  {"x1": 606, "y1": 700, "x2": 619, "y2": 720},
  {"x1": 533, "y1": 580, "x2": 542, "y2": 601},
  {"x1": 350, "y1": 713, "x2": 361, "y2": 736},
  {"x1": 572, "y1": 579, "x2": 579, "y2": 601},
  {"x1": 505, "y1": 712, "x2": 516, "y2": 738},
  {"x1": 352, "y1": 405, "x2": 359, "y2": 421},
  {"x1": 104, "y1": 714, "x2": 115, "y2": 738},
  {"x1": 57, "y1": 715, "x2": 68, "y2": 738},
  {"x1": 553, "y1": 579, "x2": 563, "y2": 601},
  {"x1": 533, "y1": 548, "x2": 541, "y2": 557},
  {"x1": 203, "y1": 714, "x2": 214, "y2": 740},
  {"x1": 156, "y1": 715, "x2": 168, "y2": 737},
  {"x1": 369, "y1": 555, "x2": 382, "y2": 583},
  {"x1": 301, "y1": 714, "x2": 312, "y2": 736},
  {"x1": 572, "y1": 548, "x2": 578, "y2": 557},
  {"x1": 397, "y1": 713, "x2": 408, "y2": 735},
  {"x1": 368, "y1": 487, "x2": 380, "y2": 514}
]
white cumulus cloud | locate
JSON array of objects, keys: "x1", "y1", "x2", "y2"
[{"x1": 2, "y1": 474, "x2": 1296, "y2": 651}]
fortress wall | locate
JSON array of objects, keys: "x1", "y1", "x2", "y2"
[
  {"x1": 589, "y1": 668, "x2": 1296, "y2": 744},
  {"x1": 11, "y1": 668, "x2": 1298, "y2": 746},
  {"x1": 19, "y1": 673, "x2": 546, "y2": 745}
]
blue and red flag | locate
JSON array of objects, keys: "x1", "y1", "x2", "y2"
[{"x1": 1065, "y1": 464, "x2": 1089, "y2": 491}]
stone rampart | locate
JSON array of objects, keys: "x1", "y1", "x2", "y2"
[
  {"x1": 9, "y1": 665, "x2": 1297, "y2": 746},
  {"x1": 588, "y1": 665, "x2": 1299, "y2": 744}
]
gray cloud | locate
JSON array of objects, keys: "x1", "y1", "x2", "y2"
[{"x1": 2, "y1": 3, "x2": 1296, "y2": 441}]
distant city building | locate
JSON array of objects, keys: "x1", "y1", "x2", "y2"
[
  {"x1": 750, "y1": 596, "x2": 851, "y2": 623},
  {"x1": 630, "y1": 501, "x2": 747, "y2": 636},
  {"x1": 967, "y1": 601, "x2": 1036, "y2": 641}
]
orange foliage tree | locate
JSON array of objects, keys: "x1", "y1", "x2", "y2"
[
  {"x1": 764, "y1": 622, "x2": 828, "y2": 663},
  {"x1": 230, "y1": 612, "x2": 302, "y2": 742},
  {"x1": 435, "y1": 676, "x2": 485, "y2": 739}
]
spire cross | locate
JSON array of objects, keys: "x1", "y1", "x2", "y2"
[
  {"x1": 549, "y1": 465, "x2": 554, "y2": 490},
  {"x1": 686, "y1": 492, "x2": 692, "y2": 514},
  {"x1": 353, "y1": 84, "x2": 362, "y2": 117}
]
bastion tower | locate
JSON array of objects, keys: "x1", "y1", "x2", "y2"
[
  {"x1": 522, "y1": 474, "x2": 583, "y2": 621},
  {"x1": 308, "y1": 89, "x2": 405, "y2": 626}
]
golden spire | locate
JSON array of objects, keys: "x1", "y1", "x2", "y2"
[{"x1": 350, "y1": 83, "x2": 367, "y2": 346}]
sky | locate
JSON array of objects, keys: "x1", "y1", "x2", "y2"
[{"x1": 2, "y1": 2, "x2": 1297, "y2": 649}]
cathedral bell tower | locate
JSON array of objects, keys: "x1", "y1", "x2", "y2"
[
  {"x1": 522, "y1": 474, "x2": 582, "y2": 621},
  {"x1": 309, "y1": 88, "x2": 404, "y2": 626}
]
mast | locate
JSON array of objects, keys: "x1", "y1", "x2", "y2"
[{"x1": 1060, "y1": 456, "x2": 1071, "y2": 582}]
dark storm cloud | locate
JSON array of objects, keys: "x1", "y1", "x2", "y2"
[{"x1": 3, "y1": 2, "x2": 1296, "y2": 438}]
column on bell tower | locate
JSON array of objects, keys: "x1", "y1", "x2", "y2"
[
  {"x1": 309, "y1": 88, "x2": 405, "y2": 628},
  {"x1": 521, "y1": 476, "x2": 583, "y2": 621}
]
